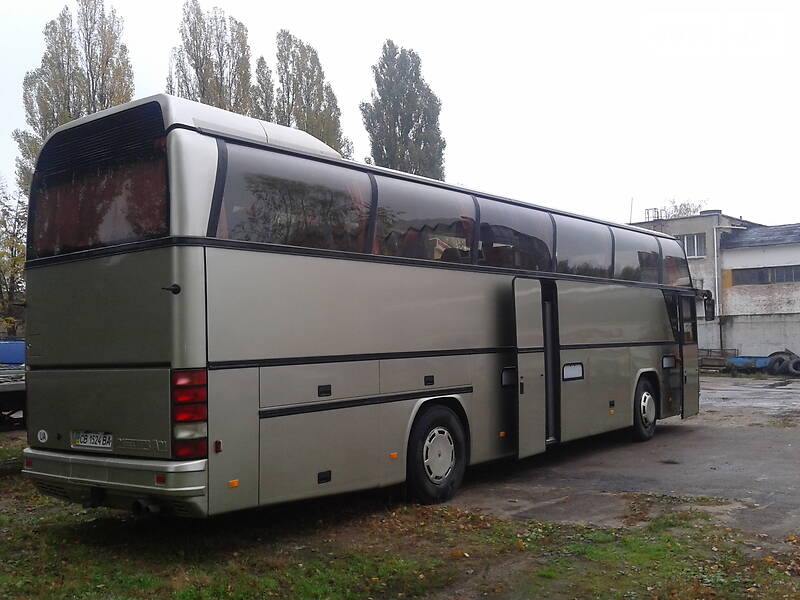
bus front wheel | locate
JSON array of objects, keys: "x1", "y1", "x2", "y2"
[
  {"x1": 632, "y1": 378, "x2": 657, "y2": 442},
  {"x1": 406, "y1": 405, "x2": 467, "y2": 504}
]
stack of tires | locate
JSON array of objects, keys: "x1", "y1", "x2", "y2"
[{"x1": 767, "y1": 351, "x2": 800, "y2": 377}]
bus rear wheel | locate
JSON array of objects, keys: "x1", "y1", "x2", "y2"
[
  {"x1": 632, "y1": 378, "x2": 657, "y2": 442},
  {"x1": 406, "y1": 405, "x2": 467, "y2": 504}
]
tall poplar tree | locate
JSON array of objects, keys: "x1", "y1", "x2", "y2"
[
  {"x1": 251, "y1": 56, "x2": 275, "y2": 122},
  {"x1": 12, "y1": 0, "x2": 133, "y2": 194},
  {"x1": 273, "y1": 30, "x2": 352, "y2": 157},
  {"x1": 167, "y1": 0, "x2": 252, "y2": 115},
  {"x1": 361, "y1": 40, "x2": 446, "y2": 180}
]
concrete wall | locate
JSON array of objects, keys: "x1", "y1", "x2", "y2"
[
  {"x1": 721, "y1": 244, "x2": 800, "y2": 316},
  {"x1": 722, "y1": 314, "x2": 800, "y2": 357}
]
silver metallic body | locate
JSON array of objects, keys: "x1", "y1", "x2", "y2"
[{"x1": 23, "y1": 95, "x2": 700, "y2": 517}]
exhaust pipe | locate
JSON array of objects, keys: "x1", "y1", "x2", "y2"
[{"x1": 131, "y1": 499, "x2": 161, "y2": 516}]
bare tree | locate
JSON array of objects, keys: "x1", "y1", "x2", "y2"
[
  {"x1": 167, "y1": 0, "x2": 252, "y2": 115},
  {"x1": 660, "y1": 199, "x2": 706, "y2": 219},
  {"x1": 12, "y1": 0, "x2": 133, "y2": 194},
  {"x1": 76, "y1": 0, "x2": 133, "y2": 113}
]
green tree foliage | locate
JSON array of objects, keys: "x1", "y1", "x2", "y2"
[
  {"x1": 251, "y1": 56, "x2": 275, "y2": 122},
  {"x1": 0, "y1": 179, "x2": 27, "y2": 336},
  {"x1": 361, "y1": 40, "x2": 445, "y2": 180},
  {"x1": 11, "y1": 0, "x2": 134, "y2": 194},
  {"x1": 274, "y1": 30, "x2": 352, "y2": 158},
  {"x1": 167, "y1": 0, "x2": 252, "y2": 115}
]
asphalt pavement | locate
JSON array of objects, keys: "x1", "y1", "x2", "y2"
[{"x1": 451, "y1": 376, "x2": 800, "y2": 538}]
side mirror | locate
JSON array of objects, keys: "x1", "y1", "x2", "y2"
[{"x1": 701, "y1": 290, "x2": 715, "y2": 321}]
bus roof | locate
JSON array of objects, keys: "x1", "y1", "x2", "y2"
[{"x1": 41, "y1": 94, "x2": 676, "y2": 242}]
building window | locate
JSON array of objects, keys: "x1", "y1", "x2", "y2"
[
  {"x1": 732, "y1": 265, "x2": 800, "y2": 285},
  {"x1": 677, "y1": 233, "x2": 706, "y2": 258}
]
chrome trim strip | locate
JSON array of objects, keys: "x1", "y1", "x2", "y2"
[{"x1": 22, "y1": 447, "x2": 207, "y2": 473}]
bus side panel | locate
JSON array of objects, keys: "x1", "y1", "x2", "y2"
[
  {"x1": 259, "y1": 362, "x2": 379, "y2": 409},
  {"x1": 557, "y1": 281, "x2": 673, "y2": 441},
  {"x1": 258, "y1": 405, "x2": 386, "y2": 506},
  {"x1": 204, "y1": 249, "x2": 513, "y2": 363},
  {"x1": 207, "y1": 368, "x2": 258, "y2": 515},
  {"x1": 467, "y1": 353, "x2": 516, "y2": 464},
  {"x1": 560, "y1": 348, "x2": 631, "y2": 441}
]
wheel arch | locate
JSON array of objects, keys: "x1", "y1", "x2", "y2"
[
  {"x1": 632, "y1": 368, "x2": 662, "y2": 419},
  {"x1": 402, "y1": 394, "x2": 472, "y2": 468}
]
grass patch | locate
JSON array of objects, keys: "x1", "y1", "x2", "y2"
[{"x1": 1, "y1": 474, "x2": 799, "y2": 600}]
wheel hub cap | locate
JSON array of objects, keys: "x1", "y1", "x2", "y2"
[
  {"x1": 640, "y1": 391, "x2": 656, "y2": 428},
  {"x1": 423, "y1": 427, "x2": 455, "y2": 483}
]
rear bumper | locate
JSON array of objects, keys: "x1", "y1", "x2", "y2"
[{"x1": 22, "y1": 447, "x2": 208, "y2": 517}]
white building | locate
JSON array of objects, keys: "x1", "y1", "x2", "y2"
[{"x1": 632, "y1": 210, "x2": 800, "y2": 356}]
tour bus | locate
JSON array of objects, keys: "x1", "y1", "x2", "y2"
[{"x1": 22, "y1": 95, "x2": 713, "y2": 517}]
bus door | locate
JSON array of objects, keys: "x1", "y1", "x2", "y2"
[
  {"x1": 680, "y1": 295, "x2": 700, "y2": 417},
  {"x1": 512, "y1": 278, "x2": 547, "y2": 458},
  {"x1": 663, "y1": 293, "x2": 684, "y2": 417}
]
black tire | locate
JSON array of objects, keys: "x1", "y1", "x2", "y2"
[
  {"x1": 768, "y1": 356, "x2": 789, "y2": 375},
  {"x1": 406, "y1": 405, "x2": 467, "y2": 504},
  {"x1": 632, "y1": 378, "x2": 657, "y2": 442},
  {"x1": 787, "y1": 359, "x2": 800, "y2": 378}
]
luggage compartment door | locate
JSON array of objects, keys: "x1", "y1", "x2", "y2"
[{"x1": 512, "y1": 278, "x2": 547, "y2": 459}]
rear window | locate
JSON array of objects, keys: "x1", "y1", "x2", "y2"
[
  {"x1": 217, "y1": 144, "x2": 372, "y2": 253},
  {"x1": 29, "y1": 102, "x2": 169, "y2": 260}
]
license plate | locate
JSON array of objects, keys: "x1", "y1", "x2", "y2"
[{"x1": 71, "y1": 431, "x2": 113, "y2": 450}]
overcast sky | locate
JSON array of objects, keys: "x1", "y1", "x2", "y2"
[{"x1": 2, "y1": 0, "x2": 799, "y2": 226}]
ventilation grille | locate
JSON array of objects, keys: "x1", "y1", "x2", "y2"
[{"x1": 37, "y1": 101, "x2": 166, "y2": 175}]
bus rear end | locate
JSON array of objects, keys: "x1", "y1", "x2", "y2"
[{"x1": 22, "y1": 101, "x2": 209, "y2": 516}]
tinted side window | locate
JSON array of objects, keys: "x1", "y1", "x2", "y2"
[
  {"x1": 554, "y1": 215, "x2": 612, "y2": 277},
  {"x1": 217, "y1": 144, "x2": 372, "y2": 252},
  {"x1": 612, "y1": 228, "x2": 661, "y2": 282},
  {"x1": 661, "y1": 238, "x2": 692, "y2": 287},
  {"x1": 374, "y1": 177, "x2": 475, "y2": 263},
  {"x1": 477, "y1": 199, "x2": 553, "y2": 271}
]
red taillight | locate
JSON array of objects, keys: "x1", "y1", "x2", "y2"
[
  {"x1": 174, "y1": 438, "x2": 208, "y2": 459},
  {"x1": 174, "y1": 403, "x2": 208, "y2": 422},
  {"x1": 172, "y1": 368, "x2": 208, "y2": 459},
  {"x1": 173, "y1": 387, "x2": 208, "y2": 404}
]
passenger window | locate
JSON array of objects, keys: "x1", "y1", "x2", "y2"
[
  {"x1": 374, "y1": 177, "x2": 475, "y2": 263},
  {"x1": 612, "y1": 228, "x2": 661, "y2": 283},
  {"x1": 217, "y1": 144, "x2": 372, "y2": 253},
  {"x1": 661, "y1": 239, "x2": 692, "y2": 287},
  {"x1": 554, "y1": 215, "x2": 612, "y2": 278},
  {"x1": 477, "y1": 199, "x2": 553, "y2": 271}
]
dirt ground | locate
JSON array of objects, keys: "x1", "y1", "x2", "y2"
[
  {"x1": 451, "y1": 376, "x2": 800, "y2": 539},
  {"x1": 3, "y1": 375, "x2": 800, "y2": 599}
]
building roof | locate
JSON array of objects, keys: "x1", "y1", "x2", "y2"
[{"x1": 721, "y1": 223, "x2": 800, "y2": 249}]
